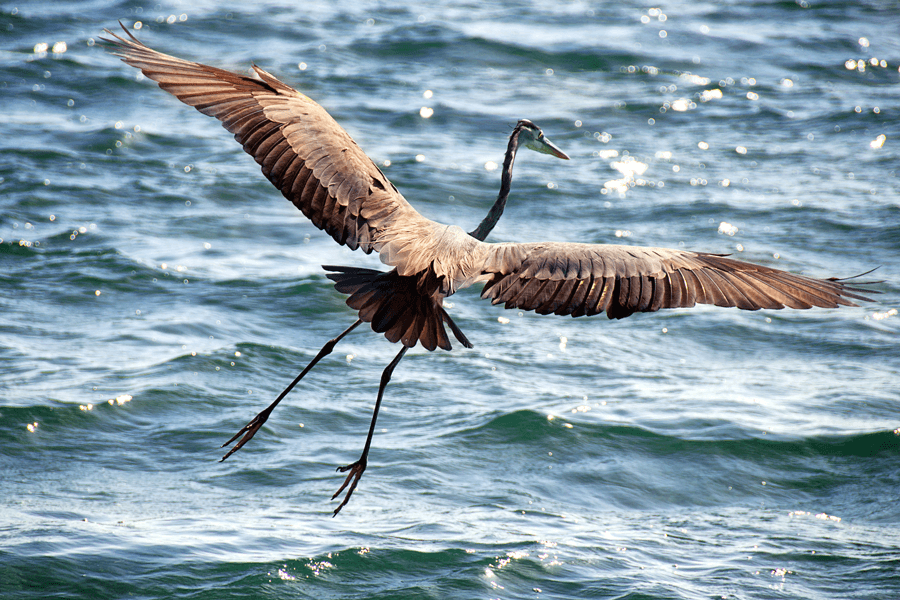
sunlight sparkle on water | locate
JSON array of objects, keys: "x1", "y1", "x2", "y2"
[
  {"x1": 870, "y1": 134, "x2": 886, "y2": 149},
  {"x1": 603, "y1": 156, "x2": 650, "y2": 196},
  {"x1": 108, "y1": 394, "x2": 133, "y2": 406},
  {"x1": 845, "y1": 58, "x2": 889, "y2": 72},
  {"x1": 306, "y1": 560, "x2": 333, "y2": 576},
  {"x1": 789, "y1": 510, "x2": 841, "y2": 522},
  {"x1": 611, "y1": 157, "x2": 648, "y2": 177},
  {"x1": 718, "y1": 221, "x2": 739, "y2": 236},
  {"x1": 871, "y1": 308, "x2": 897, "y2": 321},
  {"x1": 680, "y1": 73, "x2": 710, "y2": 86}
]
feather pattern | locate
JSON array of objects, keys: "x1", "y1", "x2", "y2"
[{"x1": 478, "y1": 243, "x2": 872, "y2": 319}]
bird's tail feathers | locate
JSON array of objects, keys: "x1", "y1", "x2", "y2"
[{"x1": 323, "y1": 265, "x2": 471, "y2": 351}]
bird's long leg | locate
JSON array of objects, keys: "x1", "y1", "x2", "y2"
[
  {"x1": 220, "y1": 318, "x2": 364, "y2": 462},
  {"x1": 331, "y1": 345, "x2": 409, "y2": 516}
]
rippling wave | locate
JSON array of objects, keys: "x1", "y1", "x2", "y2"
[{"x1": 1, "y1": 1, "x2": 898, "y2": 599}]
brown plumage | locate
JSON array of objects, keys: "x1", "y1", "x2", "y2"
[
  {"x1": 478, "y1": 242, "x2": 870, "y2": 318},
  {"x1": 102, "y1": 24, "x2": 874, "y2": 515}
]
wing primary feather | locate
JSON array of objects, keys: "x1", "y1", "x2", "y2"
[
  {"x1": 691, "y1": 268, "x2": 729, "y2": 307},
  {"x1": 702, "y1": 268, "x2": 756, "y2": 310},
  {"x1": 503, "y1": 277, "x2": 544, "y2": 310},
  {"x1": 649, "y1": 276, "x2": 666, "y2": 312},
  {"x1": 616, "y1": 276, "x2": 631, "y2": 309},
  {"x1": 679, "y1": 268, "x2": 705, "y2": 306},
  {"x1": 518, "y1": 279, "x2": 554, "y2": 312},
  {"x1": 552, "y1": 278, "x2": 581, "y2": 316},
  {"x1": 665, "y1": 269, "x2": 685, "y2": 308},
  {"x1": 534, "y1": 280, "x2": 564, "y2": 314},
  {"x1": 637, "y1": 276, "x2": 654, "y2": 311},
  {"x1": 596, "y1": 277, "x2": 617, "y2": 316},
  {"x1": 567, "y1": 278, "x2": 592, "y2": 317}
]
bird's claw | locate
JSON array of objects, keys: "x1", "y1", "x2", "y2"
[
  {"x1": 220, "y1": 410, "x2": 270, "y2": 462},
  {"x1": 331, "y1": 458, "x2": 367, "y2": 516}
]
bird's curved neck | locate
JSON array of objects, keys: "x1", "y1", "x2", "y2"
[{"x1": 469, "y1": 125, "x2": 523, "y2": 242}]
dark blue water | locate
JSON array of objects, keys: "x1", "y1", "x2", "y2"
[{"x1": 2, "y1": 1, "x2": 899, "y2": 598}]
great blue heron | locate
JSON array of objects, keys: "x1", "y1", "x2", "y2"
[{"x1": 103, "y1": 25, "x2": 874, "y2": 515}]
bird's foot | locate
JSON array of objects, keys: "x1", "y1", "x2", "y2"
[
  {"x1": 331, "y1": 457, "x2": 367, "y2": 516},
  {"x1": 220, "y1": 407, "x2": 273, "y2": 462}
]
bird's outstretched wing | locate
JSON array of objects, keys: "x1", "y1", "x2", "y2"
[
  {"x1": 478, "y1": 242, "x2": 873, "y2": 318},
  {"x1": 102, "y1": 24, "x2": 451, "y2": 273}
]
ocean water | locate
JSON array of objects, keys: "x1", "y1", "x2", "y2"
[{"x1": 2, "y1": 1, "x2": 899, "y2": 598}]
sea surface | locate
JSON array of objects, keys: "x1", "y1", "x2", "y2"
[{"x1": 2, "y1": 1, "x2": 899, "y2": 598}]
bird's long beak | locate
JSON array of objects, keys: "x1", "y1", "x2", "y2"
[{"x1": 536, "y1": 137, "x2": 569, "y2": 160}]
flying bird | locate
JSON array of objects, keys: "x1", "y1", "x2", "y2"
[{"x1": 102, "y1": 25, "x2": 874, "y2": 515}]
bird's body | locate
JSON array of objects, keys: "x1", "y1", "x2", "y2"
[{"x1": 102, "y1": 25, "x2": 874, "y2": 515}]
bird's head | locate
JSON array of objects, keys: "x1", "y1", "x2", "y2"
[{"x1": 517, "y1": 119, "x2": 569, "y2": 160}]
